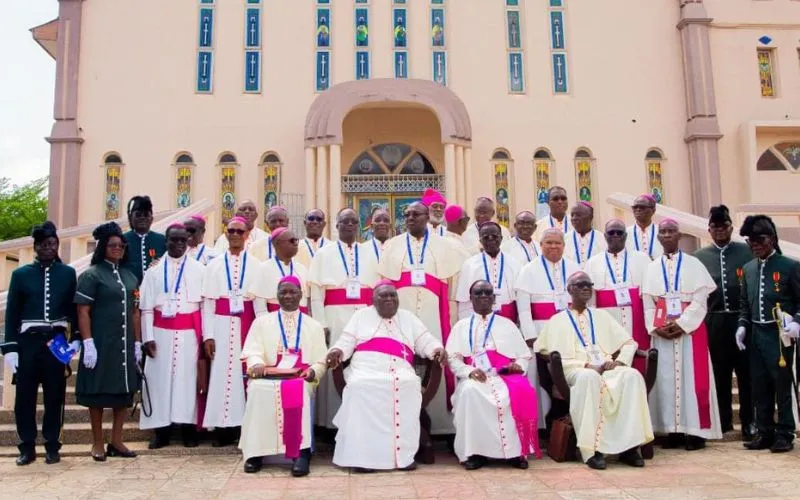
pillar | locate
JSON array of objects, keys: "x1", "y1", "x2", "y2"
[
  {"x1": 455, "y1": 145, "x2": 465, "y2": 206},
  {"x1": 444, "y1": 143, "x2": 456, "y2": 205},
  {"x1": 304, "y1": 147, "x2": 317, "y2": 212},
  {"x1": 316, "y1": 146, "x2": 329, "y2": 220},
  {"x1": 464, "y1": 148, "x2": 473, "y2": 206},
  {"x1": 328, "y1": 144, "x2": 342, "y2": 239}
]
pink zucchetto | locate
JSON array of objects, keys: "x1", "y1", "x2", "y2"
[
  {"x1": 638, "y1": 193, "x2": 657, "y2": 204},
  {"x1": 278, "y1": 275, "x2": 302, "y2": 289},
  {"x1": 228, "y1": 216, "x2": 247, "y2": 227},
  {"x1": 271, "y1": 227, "x2": 289, "y2": 239},
  {"x1": 444, "y1": 205, "x2": 466, "y2": 224},
  {"x1": 166, "y1": 222, "x2": 185, "y2": 230},
  {"x1": 374, "y1": 279, "x2": 395, "y2": 288},
  {"x1": 578, "y1": 201, "x2": 593, "y2": 209},
  {"x1": 421, "y1": 188, "x2": 447, "y2": 207},
  {"x1": 659, "y1": 218, "x2": 679, "y2": 228},
  {"x1": 190, "y1": 214, "x2": 206, "y2": 223}
]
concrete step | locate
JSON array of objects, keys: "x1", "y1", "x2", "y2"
[
  {"x1": 0, "y1": 385, "x2": 80, "y2": 405},
  {"x1": 0, "y1": 422, "x2": 152, "y2": 446},
  {"x1": 0, "y1": 405, "x2": 140, "y2": 425},
  {"x1": 0, "y1": 441, "x2": 241, "y2": 458}
]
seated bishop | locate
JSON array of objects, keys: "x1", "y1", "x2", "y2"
[
  {"x1": 239, "y1": 276, "x2": 328, "y2": 477},
  {"x1": 326, "y1": 281, "x2": 447, "y2": 472},
  {"x1": 536, "y1": 271, "x2": 654, "y2": 470},
  {"x1": 447, "y1": 280, "x2": 540, "y2": 471}
]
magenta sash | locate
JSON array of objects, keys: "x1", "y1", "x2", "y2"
[
  {"x1": 690, "y1": 319, "x2": 712, "y2": 429},
  {"x1": 323, "y1": 287, "x2": 374, "y2": 307},
  {"x1": 530, "y1": 302, "x2": 558, "y2": 321},
  {"x1": 595, "y1": 287, "x2": 649, "y2": 376},
  {"x1": 497, "y1": 302, "x2": 518, "y2": 324},
  {"x1": 267, "y1": 303, "x2": 310, "y2": 316},
  {"x1": 354, "y1": 337, "x2": 415, "y2": 365},
  {"x1": 393, "y1": 271, "x2": 454, "y2": 409},
  {"x1": 276, "y1": 352, "x2": 309, "y2": 459},
  {"x1": 463, "y1": 350, "x2": 541, "y2": 458}
]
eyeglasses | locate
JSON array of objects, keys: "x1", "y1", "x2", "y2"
[
  {"x1": 571, "y1": 281, "x2": 594, "y2": 289},
  {"x1": 747, "y1": 235, "x2": 769, "y2": 245},
  {"x1": 338, "y1": 218, "x2": 359, "y2": 226},
  {"x1": 227, "y1": 228, "x2": 246, "y2": 235},
  {"x1": 185, "y1": 227, "x2": 198, "y2": 234},
  {"x1": 306, "y1": 216, "x2": 324, "y2": 223},
  {"x1": 606, "y1": 230, "x2": 625, "y2": 237},
  {"x1": 550, "y1": 196, "x2": 567, "y2": 202},
  {"x1": 107, "y1": 242, "x2": 127, "y2": 249},
  {"x1": 472, "y1": 289, "x2": 495, "y2": 297}
]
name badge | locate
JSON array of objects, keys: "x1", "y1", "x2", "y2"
[
  {"x1": 472, "y1": 351, "x2": 493, "y2": 373},
  {"x1": 554, "y1": 292, "x2": 569, "y2": 312},
  {"x1": 161, "y1": 297, "x2": 178, "y2": 318},
  {"x1": 587, "y1": 345, "x2": 605, "y2": 368},
  {"x1": 229, "y1": 292, "x2": 245, "y2": 315},
  {"x1": 411, "y1": 268, "x2": 426, "y2": 286},
  {"x1": 277, "y1": 353, "x2": 299, "y2": 370},
  {"x1": 346, "y1": 279, "x2": 361, "y2": 300},
  {"x1": 492, "y1": 288, "x2": 503, "y2": 311},
  {"x1": 666, "y1": 295, "x2": 682, "y2": 318},
  {"x1": 614, "y1": 286, "x2": 632, "y2": 307}
]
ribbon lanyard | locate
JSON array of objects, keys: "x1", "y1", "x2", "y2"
[
  {"x1": 337, "y1": 241, "x2": 359, "y2": 277},
  {"x1": 604, "y1": 251, "x2": 628, "y2": 285},
  {"x1": 541, "y1": 255, "x2": 566, "y2": 291},
  {"x1": 406, "y1": 230, "x2": 429, "y2": 267},
  {"x1": 195, "y1": 244, "x2": 205, "y2": 262},
  {"x1": 566, "y1": 308, "x2": 596, "y2": 347},
  {"x1": 550, "y1": 215, "x2": 568, "y2": 233},
  {"x1": 635, "y1": 225, "x2": 655, "y2": 258},
  {"x1": 660, "y1": 251, "x2": 683, "y2": 294},
  {"x1": 572, "y1": 231, "x2": 595, "y2": 265},
  {"x1": 482, "y1": 252, "x2": 505, "y2": 289},
  {"x1": 278, "y1": 311, "x2": 303, "y2": 352},
  {"x1": 305, "y1": 238, "x2": 325, "y2": 258},
  {"x1": 515, "y1": 237, "x2": 532, "y2": 262},
  {"x1": 372, "y1": 238, "x2": 380, "y2": 260},
  {"x1": 163, "y1": 257, "x2": 187, "y2": 295},
  {"x1": 224, "y1": 252, "x2": 247, "y2": 292},
  {"x1": 267, "y1": 236, "x2": 273, "y2": 260},
  {"x1": 275, "y1": 256, "x2": 294, "y2": 278},
  {"x1": 468, "y1": 313, "x2": 496, "y2": 353}
]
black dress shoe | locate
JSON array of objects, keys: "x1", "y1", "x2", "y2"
[
  {"x1": 462, "y1": 455, "x2": 487, "y2": 471},
  {"x1": 148, "y1": 435, "x2": 170, "y2": 450},
  {"x1": 661, "y1": 433, "x2": 685, "y2": 449},
  {"x1": 745, "y1": 435, "x2": 774, "y2": 450},
  {"x1": 770, "y1": 437, "x2": 794, "y2": 453},
  {"x1": 741, "y1": 424, "x2": 756, "y2": 442},
  {"x1": 212, "y1": 428, "x2": 236, "y2": 448},
  {"x1": 399, "y1": 461, "x2": 417, "y2": 471},
  {"x1": 685, "y1": 436, "x2": 706, "y2": 451},
  {"x1": 244, "y1": 457, "x2": 263, "y2": 473},
  {"x1": 619, "y1": 449, "x2": 645, "y2": 467},
  {"x1": 507, "y1": 457, "x2": 528, "y2": 469},
  {"x1": 586, "y1": 452, "x2": 606, "y2": 470},
  {"x1": 45, "y1": 450, "x2": 61, "y2": 465},
  {"x1": 291, "y1": 450, "x2": 311, "y2": 477},
  {"x1": 352, "y1": 467, "x2": 376, "y2": 473},
  {"x1": 16, "y1": 451, "x2": 36, "y2": 466},
  {"x1": 106, "y1": 443, "x2": 137, "y2": 458},
  {"x1": 181, "y1": 425, "x2": 199, "y2": 448}
]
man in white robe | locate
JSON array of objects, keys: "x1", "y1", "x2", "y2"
[
  {"x1": 456, "y1": 222, "x2": 522, "y2": 323},
  {"x1": 250, "y1": 228, "x2": 310, "y2": 316},
  {"x1": 515, "y1": 228, "x2": 580, "y2": 427},
  {"x1": 296, "y1": 209, "x2": 330, "y2": 269},
  {"x1": 327, "y1": 282, "x2": 446, "y2": 471},
  {"x1": 462, "y1": 197, "x2": 511, "y2": 255},
  {"x1": 377, "y1": 202, "x2": 466, "y2": 434},
  {"x1": 140, "y1": 223, "x2": 205, "y2": 448},
  {"x1": 184, "y1": 215, "x2": 217, "y2": 265},
  {"x1": 214, "y1": 200, "x2": 270, "y2": 254},
  {"x1": 501, "y1": 210, "x2": 540, "y2": 265},
  {"x1": 423, "y1": 188, "x2": 448, "y2": 238},
  {"x1": 248, "y1": 206, "x2": 291, "y2": 261},
  {"x1": 643, "y1": 219, "x2": 722, "y2": 450},
  {"x1": 309, "y1": 208, "x2": 380, "y2": 428},
  {"x1": 444, "y1": 205, "x2": 472, "y2": 328},
  {"x1": 537, "y1": 271, "x2": 654, "y2": 469},
  {"x1": 565, "y1": 202, "x2": 607, "y2": 268},
  {"x1": 586, "y1": 219, "x2": 651, "y2": 376},
  {"x1": 448, "y1": 280, "x2": 540, "y2": 470},
  {"x1": 365, "y1": 208, "x2": 392, "y2": 262},
  {"x1": 201, "y1": 217, "x2": 260, "y2": 446},
  {"x1": 239, "y1": 276, "x2": 327, "y2": 476},
  {"x1": 534, "y1": 186, "x2": 570, "y2": 241},
  {"x1": 627, "y1": 194, "x2": 664, "y2": 260}
]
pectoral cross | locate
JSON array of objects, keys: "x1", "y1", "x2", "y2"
[
  {"x1": 553, "y1": 19, "x2": 562, "y2": 48},
  {"x1": 249, "y1": 17, "x2": 257, "y2": 45},
  {"x1": 202, "y1": 20, "x2": 210, "y2": 46},
  {"x1": 359, "y1": 54, "x2": 367, "y2": 78}
]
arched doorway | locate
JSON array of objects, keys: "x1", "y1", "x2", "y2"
[{"x1": 343, "y1": 143, "x2": 444, "y2": 239}]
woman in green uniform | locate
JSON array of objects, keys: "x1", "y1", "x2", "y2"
[{"x1": 75, "y1": 222, "x2": 142, "y2": 461}]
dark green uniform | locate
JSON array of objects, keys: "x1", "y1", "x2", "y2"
[
  {"x1": 74, "y1": 261, "x2": 140, "y2": 408},
  {"x1": 739, "y1": 252, "x2": 800, "y2": 442},
  {"x1": 695, "y1": 242, "x2": 754, "y2": 433},
  {"x1": 123, "y1": 230, "x2": 166, "y2": 285},
  {"x1": 2, "y1": 261, "x2": 77, "y2": 455}
]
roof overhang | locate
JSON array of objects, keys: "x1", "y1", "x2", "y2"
[{"x1": 31, "y1": 18, "x2": 58, "y2": 59}]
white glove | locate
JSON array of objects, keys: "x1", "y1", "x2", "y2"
[
  {"x1": 82, "y1": 339, "x2": 98, "y2": 369},
  {"x1": 735, "y1": 327, "x2": 746, "y2": 351},
  {"x1": 69, "y1": 341, "x2": 81, "y2": 356},
  {"x1": 3, "y1": 353, "x2": 18, "y2": 374},
  {"x1": 134, "y1": 341, "x2": 143, "y2": 365},
  {"x1": 787, "y1": 322, "x2": 800, "y2": 340}
]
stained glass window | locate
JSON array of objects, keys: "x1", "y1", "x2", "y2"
[
  {"x1": 430, "y1": 1, "x2": 447, "y2": 85},
  {"x1": 645, "y1": 149, "x2": 664, "y2": 204},
  {"x1": 431, "y1": 8, "x2": 445, "y2": 47},
  {"x1": 196, "y1": 1, "x2": 215, "y2": 93},
  {"x1": 549, "y1": 1, "x2": 569, "y2": 94},
  {"x1": 316, "y1": 51, "x2": 331, "y2": 91},
  {"x1": 317, "y1": 7, "x2": 331, "y2": 48},
  {"x1": 757, "y1": 49, "x2": 776, "y2": 97},
  {"x1": 219, "y1": 154, "x2": 238, "y2": 232},
  {"x1": 355, "y1": 6, "x2": 370, "y2": 79},
  {"x1": 103, "y1": 154, "x2": 123, "y2": 221},
  {"x1": 175, "y1": 153, "x2": 194, "y2": 209},
  {"x1": 505, "y1": 2, "x2": 525, "y2": 93},
  {"x1": 356, "y1": 8, "x2": 369, "y2": 47},
  {"x1": 394, "y1": 8, "x2": 408, "y2": 49},
  {"x1": 261, "y1": 153, "x2": 281, "y2": 224},
  {"x1": 574, "y1": 148, "x2": 594, "y2": 203},
  {"x1": 244, "y1": 2, "x2": 261, "y2": 93},
  {"x1": 491, "y1": 151, "x2": 512, "y2": 228}
]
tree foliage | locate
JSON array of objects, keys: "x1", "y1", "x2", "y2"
[{"x1": 0, "y1": 177, "x2": 48, "y2": 241}]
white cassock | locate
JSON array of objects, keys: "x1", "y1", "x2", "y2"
[
  {"x1": 331, "y1": 307, "x2": 442, "y2": 470},
  {"x1": 308, "y1": 240, "x2": 380, "y2": 428},
  {"x1": 533, "y1": 215, "x2": 569, "y2": 242},
  {"x1": 626, "y1": 223, "x2": 663, "y2": 260},
  {"x1": 140, "y1": 254, "x2": 205, "y2": 429},
  {"x1": 500, "y1": 237, "x2": 541, "y2": 266},
  {"x1": 565, "y1": 229, "x2": 607, "y2": 269},
  {"x1": 445, "y1": 231, "x2": 473, "y2": 327},
  {"x1": 239, "y1": 310, "x2": 328, "y2": 461},
  {"x1": 462, "y1": 223, "x2": 512, "y2": 256},
  {"x1": 515, "y1": 255, "x2": 580, "y2": 427},
  {"x1": 585, "y1": 249, "x2": 651, "y2": 375},
  {"x1": 428, "y1": 223, "x2": 446, "y2": 238},
  {"x1": 214, "y1": 227, "x2": 270, "y2": 254},
  {"x1": 365, "y1": 238, "x2": 386, "y2": 263},
  {"x1": 201, "y1": 251, "x2": 260, "y2": 429},
  {"x1": 455, "y1": 251, "x2": 522, "y2": 322},
  {"x1": 642, "y1": 251, "x2": 722, "y2": 439},
  {"x1": 188, "y1": 243, "x2": 218, "y2": 266},
  {"x1": 249, "y1": 257, "x2": 309, "y2": 316},
  {"x1": 248, "y1": 234, "x2": 274, "y2": 262},
  {"x1": 378, "y1": 230, "x2": 466, "y2": 434},
  {"x1": 448, "y1": 313, "x2": 539, "y2": 462},
  {"x1": 296, "y1": 237, "x2": 331, "y2": 270},
  {"x1": 536, "y1": 308, "x2": 655, "y2": 461}
]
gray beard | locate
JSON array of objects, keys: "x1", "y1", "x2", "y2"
[{"x1": 430, "y1": 215, "x2": 444, "y2": 225}]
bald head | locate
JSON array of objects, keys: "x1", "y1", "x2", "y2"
[
  {"x1": 657, "y1": 219, "x2": 681, "y2": 254},
  {"x1": 266, "y1": 206, "x2": 289, "y2": 231},
  {"x1": 567, "y1": 271, "x2": 594, "y2": 309},
  {"x1": 236, "y1": 200, "x2": 258, "y2": 229},
  {"x1": 474, "y1": 197, "x2": 496, "y2": 224},
  {"x1": 514, "y1": 210, "x2": 537, "y2": 242},
  {"x1": 404, "y1": 202, "x2": 429, "y2": 237}
]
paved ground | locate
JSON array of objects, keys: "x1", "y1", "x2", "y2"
[{"x1": 1, "y1": 441, "x2": 799, "y2": 499}]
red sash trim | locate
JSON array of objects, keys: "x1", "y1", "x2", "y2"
[
  {"x1": 595, "y1": 287, "x2": 649, "y2": 376},
  {"x1": 497, "y1": 302, "x2": 518, "y2": 324},
  {"x1": 324, "y1": 288, "x2": 374, "y2": 307},
  {"x1": 530, "y1": 302, "x2": 558, "y2": 321},
  {"x1": 355, "y1": 337, "x2": 415, "y2": 365}
]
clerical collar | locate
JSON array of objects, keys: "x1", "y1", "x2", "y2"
[
  {"x1": 483, "y1": 251, "x2": 500, "y2": 259},
  {"x1": 34, "y1": 258, "x2": 56, "y2": 268},
  {"x1": 474, "y1": 312, "x2": 493, "y2": 320},
  {"x1": 713, "y1": 241, "x2": 731, "y2": 250},
  {"x1": 577, "y1": 229, "x2": 592, "y2": 237},
  {"x1": 136, "y1": 231, "x2": 149, "y2": 238},
  {"x1": 280, "y1": 308, "x2": 300, "y2": 318},
  {"x1": 103, "y1": 259, "x2": 119, "y2": 269},
  {"x1": 636, "y1": 222, "x2": 652, "y2": 230},
  {"x1": 759, "y1": 250, "x2": 777, "y2": 263},
  {"x1": 664, "y1": 250, "x2": 680, "y2": 259},
  {"x1": 608, "y1": 249, "x2": 625, "y2": 257},
  {"x1": 341, "y1": 240, "x2": 357, "y2": 248},
  {"x1": 165, "y1": 254, "x2": 185, "y2": 264}
]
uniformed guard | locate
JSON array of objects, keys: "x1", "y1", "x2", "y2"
[
  {"x1": 737, "y1": 215, "x2": 800, "y2": 453},
  {"x1": 123, "y1": 195, "x2": 166, "y2": 284},
  {"x1": 2, "y1": 221, "x2": 79, "y2": 465},
  {"x1": 694, "y1": 205, "x2": 754, "y2": 440}
]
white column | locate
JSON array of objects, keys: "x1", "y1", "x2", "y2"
[
  {"x1": 328, "y1": 144, "x2": 342, "y2": 240},
  {"x1": 316, "y1": 146, "x2": 329, "y2": 216},
  {"x1": 444, "y1": 143, "x2": 456, "y2": 205},
  {"x1": 304, "y1": 147, "x2": 317, "y2": 212},
  {"x1": 464, "y1": 147, "x2": 473, "y2": 206},
  {"x1": 455, "y1": 145, "x2": 465, "y2": 206}
]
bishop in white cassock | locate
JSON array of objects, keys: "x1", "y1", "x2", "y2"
[
  {"x1": 443, "y1": 205, "x2": 473, "y2": 327},
  {"x1": 533, "y1": 186, "x2": 570, "y2": 242},
  {"x1": 448, "y1": 280, "x2": 540, "y2": 470},
  {"x1": 239, "y1": 276, "x2": 327, "y2": 477},
  {"x1": 515, "y1": 229, "x2": 580, "y2": 427},
  {"x1": 201, "y1": 217, "x2": 259, "y2": 445},
  {"x1": 462, "y1": 198, "x2": 511, "y2": 255},
  {"x1": 585, "y1": 219, "x2": 652, "y2": 376},
  {"x1": 643, "y1": 219, "x2": 722, "y2": 449},
  {"x1": 309, "y1": 209, "x2": 380, "y2": 428},
  {"x1": 184, "y1": 215, "x2": 217, "y2": 266},
  {"x1": 214, "y1": 200, "x2": 270, "y2": 254},
  {"x1": 422, "y1": 188, "x2": 448, "y2": 238},
  {"x1": 456, "y1": 222, "x2": 522, "y2": 323},
  {"x1": 248, "y1": 206, "x2": 291, "y2": 261},
  {"x1": 377, "y1": 202, "x2": 466, "y2": 434},
  {"x1": 140, "y1": 224, "x2": 205, "y2": 448},
  {"x1": 327, "y1": 283, "x2": 446, "y2": 471},
  {"x1": 501, "y1": 210, "x2": 541, "y2": 265},
  {"x1": 249, "y1": 228, "x2": 310, "y2": 316},
  {"x1": 536, "y1": 272, "x2": 654, "y2": 470},
  {"x1": 564, "y1": 202, "x2": 607, "y2": 268},
  {"x1": 365, "y1": 208, "x2": 392, "y2": 262},
  {"x1": 296, "y1": 209, "x2": 331, "y2": 270},
  {"x1": 626, "y1": 194, "x2": 664, "y2": 260}
]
